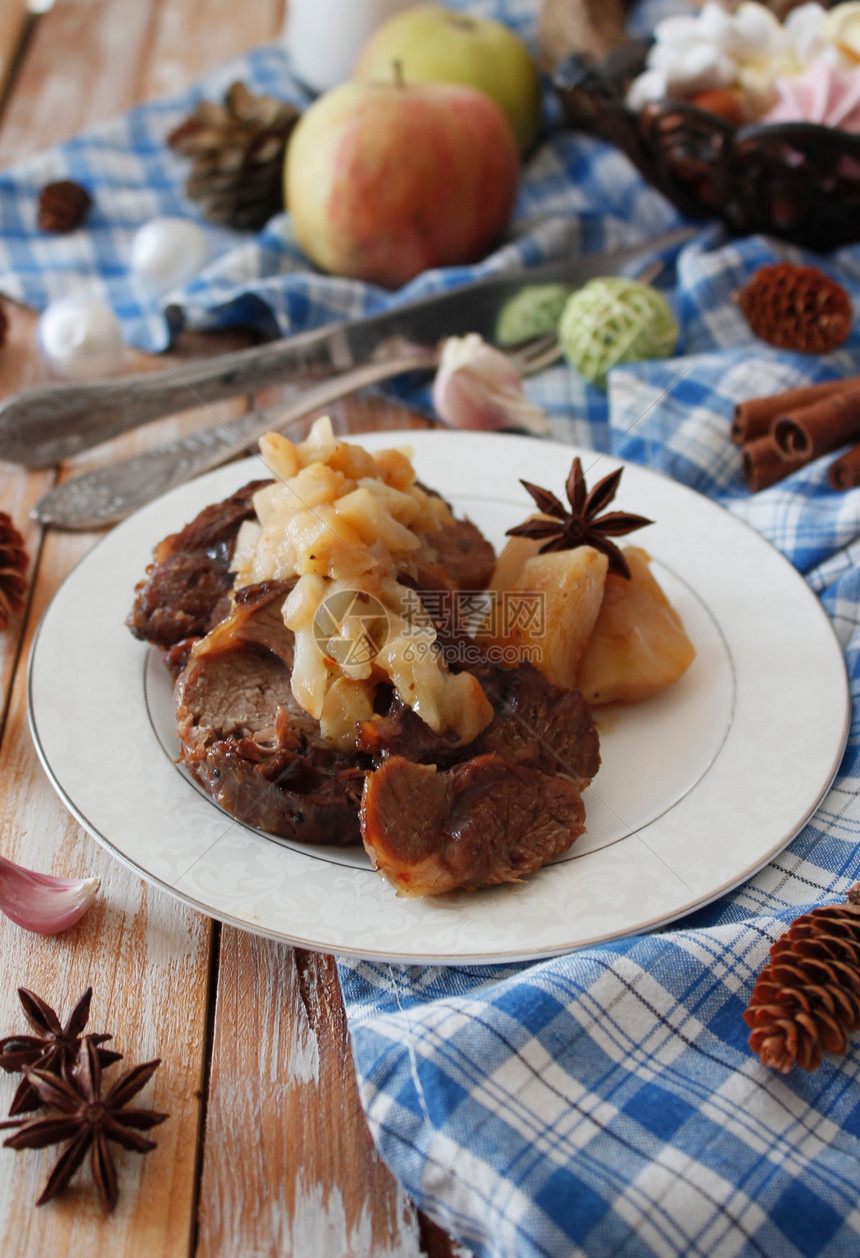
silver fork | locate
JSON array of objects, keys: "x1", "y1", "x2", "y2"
[{"x1": 33, "y1": 333, "x2": 563, "y2": 530}]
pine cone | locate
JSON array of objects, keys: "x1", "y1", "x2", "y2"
[
  {"x1": 0, "y1": 514, "x2": 28, "y2": 631},
  {"x1": 38, "y1": 180, "x2": 92, "y2": 233},
  {"x1": 744, "y1": 884, "x2": 860, "y2": 1072},
  {"x1": 737, "y1": 262, "x2": 852, "y2": 354},
  {"x1": 167, "y1": 81, "x2": 300, "y2": 230}
]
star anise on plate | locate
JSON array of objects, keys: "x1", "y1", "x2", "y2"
[
  {"x1": 0, "y1": 987, "x2": 121, "y2": 1115},
  {"x1": 506, "y1": 457, "x2": 652, "y2": 578},
  {"x1": 0, "y1": 1037, "x2": 167, "y2": 1209}
]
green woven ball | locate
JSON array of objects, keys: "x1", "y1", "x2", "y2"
[
  {"x1": 495, "y1": 284, "x2": 572, "y2": 346},
  {"x1": 558, "y1": 278, "x2": 678, "y2": 389}
]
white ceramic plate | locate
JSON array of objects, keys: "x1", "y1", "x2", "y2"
[{"x1": 28, "y1": 431, "x2": 850, "y2": 963}]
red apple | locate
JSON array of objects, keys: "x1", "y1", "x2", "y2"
[{"x1": 284, "y1": 77, "x2": 520, "y2": 288}]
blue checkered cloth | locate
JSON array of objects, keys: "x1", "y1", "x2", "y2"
[{"x1": 5, "y1": 1, "x2": 860, "y2": 1253}]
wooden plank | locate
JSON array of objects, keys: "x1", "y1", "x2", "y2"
[
  {"x1": 0, "y1": 0, "x2": 29, "y2": 101},
  {"x1": 0, "y1": 514, "x2": 212, "y2": 1254},
  {"x1": 145, "y1": 0, "x2": 287, "y2": 97},
  {"x1": 0, "y1": 1, "x2": 282, "y2": 1253},
  {"x1": 0, "y1": 0, "x2": 284, "y2": 162},
  {"x1": 0, "y1": 0, "x2": 156, "y2": 162},
  {"x1": 198, "y1": 934, "x2": 425, "y2": 1258}
]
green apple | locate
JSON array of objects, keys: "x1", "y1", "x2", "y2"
[
  {"x1": 352, "y1": 3, "x2": 542, "y2": 154},
  {"x1": 285, "y1": 77, "x2": 520, "y2": 288}
]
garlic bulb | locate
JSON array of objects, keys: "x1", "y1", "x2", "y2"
[
  {"x1": 0, "y1": 855, "x2": 99, "y2": 935},
  {"x1": 130, "y1": 216, "x2": 210, "y2": 295},
  {"x1": 37, "y1": 295, "x2": 125, "y2": 379},
  {"x1": 431, "y1": 334, "x2": 550, "y2": 435}
]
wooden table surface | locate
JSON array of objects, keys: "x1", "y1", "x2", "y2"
[{"x1": 0, "y1": 3, "x2": 454, "y2": 1254}]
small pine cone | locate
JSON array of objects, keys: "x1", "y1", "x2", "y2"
[
  {"x1": 38, "y1": 180, "x2": 92, "y2": 233},
  {"x1": 167, "y1": 81, "x2": 300, "y2": 230},
  {"x1": 737, "y1": 262, "x2": 852, "y2": 354},
  {"x1": 744, "y1": 883, "x2": 860, "y2": 1072},
  {"x1": 0, "y1": 514, "x2": 28, "y2": 631}
]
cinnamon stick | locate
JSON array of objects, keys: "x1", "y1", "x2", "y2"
[
  {"x1": 772, "y1": 388, "x2": 860, "y2": 460},
  {"x1": 732, "y1": 377, "x2": 859, "y2": 445},
  {"x1": 828, "y1": 441, "x2": 860, "y2": 491},
  {"x1": 742, "y1": 433, "x2": 807, "y2": 493}
]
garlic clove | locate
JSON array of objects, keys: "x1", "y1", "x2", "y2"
[
  {"x1": 130, "y1": 216, "x2": 210, "y2": 296},
  {"x1": 0, "y1": 855, "x2": 100, "y2": 935},
  {"x1": 37, "y1": 295, "x2": 125, "y2": 379},
  {"x1": 431, "y1": 334, "x2": 550, "y2": 436}
]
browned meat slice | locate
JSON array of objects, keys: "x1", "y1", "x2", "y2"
[
  {"x1": 358, "y1": 660, "x2": 600, "y2": 787},
  {"x1": 360, "y1": 752, "x2": 586, "y2": 896},
  {"x1": 175, "y1": 581, "x2": 365, "y2": 845},
  {"x1": 202, "y1": 579, "x2": 296, "y2": 665},
  {"x1": 127, "y1": 478, "x2": 270, "y2": 671},
  {"x1": 476, "y1": 664, "x2": 599, "y2": 785},
  {"x1": 417, "y1": 517, "x2": 496, "y2": 591}
]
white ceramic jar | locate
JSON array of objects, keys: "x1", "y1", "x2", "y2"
[{"x1": 285, "y1": 0, "x2": 418, "y2": 94}]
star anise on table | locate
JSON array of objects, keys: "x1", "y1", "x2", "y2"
[
  {"x1": 505, "y1": 457, "x2": 652, "y2": 578},
  {"x1": 0, "y1": 987, "x2": 121, "y2": 1116},
  {"x1": 0, "y1": 1037, "x2": 167, "y2": 1209}
]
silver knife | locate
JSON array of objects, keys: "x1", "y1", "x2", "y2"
[
  {"x1": 33, "y1": 348, "x2": 439, "y2": 529},
  {"x1": 2, "y1": 226, "x2": 694, "y2": 470},
  {"x1": 32, "y1": 333, "x2": 567, "y2": 530}
]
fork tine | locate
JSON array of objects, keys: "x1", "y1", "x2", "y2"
[{"x1": 505, "y1": 332, "x2": 563, "y2": 377}]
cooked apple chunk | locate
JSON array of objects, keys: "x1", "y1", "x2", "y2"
[
  {"x1": 488, "y1": 521, "x2": 542, "y2": 594},
  {"x1": 576, "y1": 547, "x2": 695, "y2": 705},
  {"x1": 496, "y1": 545, "x2": 609, "y2": 690}
]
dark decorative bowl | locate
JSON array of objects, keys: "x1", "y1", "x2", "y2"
[{"x1": 552, "y1": 45, "x2": 860, "y2": 251}]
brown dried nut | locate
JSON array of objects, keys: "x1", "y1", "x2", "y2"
[{"x1": 38, "y1": 180, "x2": 92, "y2": 233}]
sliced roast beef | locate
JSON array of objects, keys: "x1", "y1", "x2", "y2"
[
  {"x1": 175, "y1": 581, "x2": 365, "y2": 846},
  {"x1": 127, "y1": 478, "x2": 269, "y2": 671},
  {"x1": 357, "y1": 660, "x2": 600, "y2": 787},
  {"x1": 416, "y1": 517, "x2": 496, "y2": 592},
  {"x1": 361, "y1": 752, "x2": 586, "y2": 896}
]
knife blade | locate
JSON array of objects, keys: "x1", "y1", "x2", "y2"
[
  {"x1": 1, "y1": 227, "x2": 694, "y2": 469},
  {"x1": 32, "y1": 350, "x2": 439, "y2": 530},
  {"x1": 32, "y1": 334, "x2": 566, "y2": 530}
]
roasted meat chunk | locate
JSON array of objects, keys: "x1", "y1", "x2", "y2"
[
  {"x1": 358, "y1": 659, "x2": 600, "y2": 787},
  {"x1": 361, "y1": 753, "x2": 587, "y2": 896},
  {"x1": 127, "y1": 479, "x2": 268, "y2": 673},
  {"x1": 415, "y1": 515, "x2": 496, "y2": 592},
  {"x1": 175, "y1": 581, "x2": 365, "y2": 846}
]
